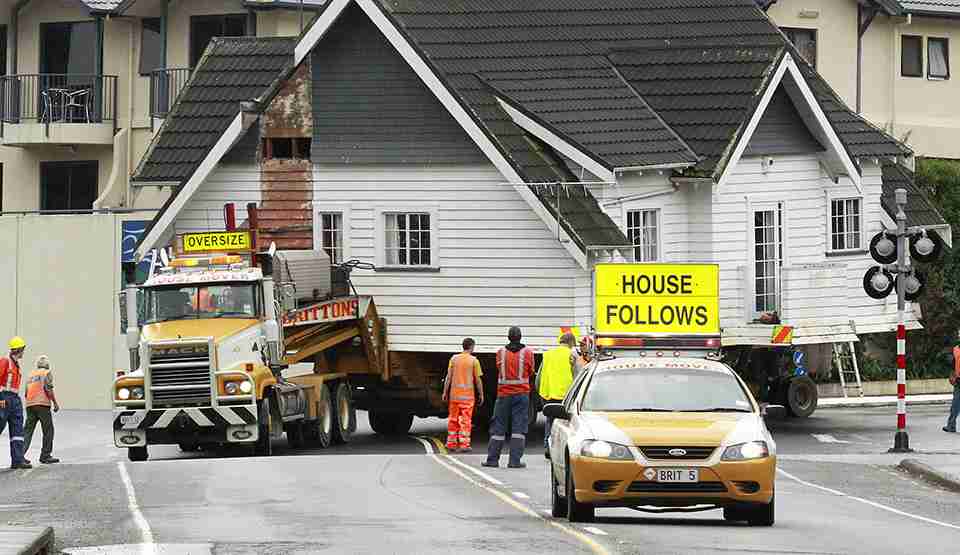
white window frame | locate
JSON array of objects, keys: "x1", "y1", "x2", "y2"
[
  {"x1": 825, "y1": 192, "x2": 865, "y2": 254},
  {"x1": 374, "y1": 204, "x2": 440, "y2": 271},
  {"x1": 312, "y1": 202, "x2": 352, "y2": 263},
  {"x1": 623, "y1": 207, "x2": 661, "y2": 262},
  {"x1": 745, "y1": 196, "x2": 790, "y2": 320}
]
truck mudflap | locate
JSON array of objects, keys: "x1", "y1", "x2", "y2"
[{"x1": 113, "y1": 405, "x2": 258, "y2": 447}]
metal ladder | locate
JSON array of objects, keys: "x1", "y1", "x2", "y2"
[{"x1": 833, "y1": 342, "x2": 863, "y2": 398}]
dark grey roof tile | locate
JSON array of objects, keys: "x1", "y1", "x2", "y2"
[{"x1": 881, "y1": 161, "x2": 947, "y2": 228}]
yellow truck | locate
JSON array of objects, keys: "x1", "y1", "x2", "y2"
[{"x1": 112, "y1": 231, "x2": 389, "y2": 461}]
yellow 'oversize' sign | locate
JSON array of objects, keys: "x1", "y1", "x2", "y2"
[
  {"x1": 180, "y1": 231, "x2": 253, "y2": 254},
  {"x1": 594, "y1": 264, "x2": 720, "y2": 335}
]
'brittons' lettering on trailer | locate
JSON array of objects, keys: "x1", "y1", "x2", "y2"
[{"x1": 282, "y1": 297, "x2": 361, "y2": 327}]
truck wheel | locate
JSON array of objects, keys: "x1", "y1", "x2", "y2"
[
  {"x1": 312, "y1": 384, "x2": 335, "y2": 448},
  {"x1": 332, "y1": 382, "x2": 357, "y2": 444},
  {"x1": 369, "y1": 411, "x2": 413, "y2": 435},
  {"x1": 286, "y1": 421, "x2": 305, "y2": 449},
  {"x1": 254, "y1": 399, "x2": 273, "y2": 456},
  {"x1": 128, "y1": 446, "x2": 148, "y2": 462},
  {"x1": 178, "y1": 442, "x2": 199, "y2": 453},
  {"x1": 786, "y1": 376, "x2": 818, "y2": 418}
]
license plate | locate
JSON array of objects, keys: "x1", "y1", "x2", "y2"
[
  {"x1": 657, "y1": 468, "x2": 699, "y2": 483},
  {"x1": 120, "y1": 415, "x2": 141, "y2": 426}
]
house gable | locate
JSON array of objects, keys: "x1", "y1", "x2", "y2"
[{"x1": 744, "y1": 86, "x2": 825, "y2": 156}]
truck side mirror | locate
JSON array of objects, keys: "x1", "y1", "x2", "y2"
[{"x1": 279, "y1": 283, "x2": 297, "y2": 313}]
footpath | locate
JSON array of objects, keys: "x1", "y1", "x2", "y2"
[{"x1": 0, "y1": 525, "x2": 53, "y2": 555}]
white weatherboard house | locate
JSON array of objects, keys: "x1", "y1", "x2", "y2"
[{"x1": 130, "y1": 0, "x2": 946, "y2": 369}]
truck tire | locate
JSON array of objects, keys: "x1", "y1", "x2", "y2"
[
  {"x1": 286, "y1": 421, "x2": 305, "y2": 449},
  {"x1": 178, "y1": 442, "x2": 199, "y2": 453},
  {"x1": 128, "y1": 446, "x2": 148, "y2": 462},
  {"x1": 786, "y1": 376, "x2": 818, "y2": 418},
  {"x1": 332, "y1": 382, "x2": 357, "y2": 444},
  {"x1": 311, "y1": 384, "x2": 335, "y2": 448},
  {"x1": 369, "y1": 411, "x2": 413, "y2": 435},
  {"x1": 254, "y1": 398, "x2": 273, "y2": 456}
]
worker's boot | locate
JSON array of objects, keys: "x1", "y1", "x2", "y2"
[
  {"x1": 483, "y1": 436, "x2": 505, "y2": 467},
  {"x1": 507, "y1": 435, "x2": 526, "y2": 468}
]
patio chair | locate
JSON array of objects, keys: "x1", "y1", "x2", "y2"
[{"x1": 63, "y1": 88, "x2": 91, "y2": 123}]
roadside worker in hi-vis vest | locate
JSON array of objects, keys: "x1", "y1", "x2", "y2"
[
  {"x1": 538, "y1": 332, "x2": 576, "y2": 457},
  {"x1": 0, "y1": 337, "x2": 31, "y2": 469},
  {"x1": 483, "y1": 326, "x2": 535, "y2": 469},
  {"x1": 442, "y1": 338, "x2": 485, "y2": 452},
  {"x1": 24, "y1": 355, "x2": 60, "y2": 464}
]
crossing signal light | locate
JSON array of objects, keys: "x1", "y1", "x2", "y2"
[
  {"x1": 897, "y1": 271, "x2": 925, "y2": 302},
  {"x1": 909, "y1": 229, "x2": 944, "y2": 264},
  {"x1": 863, "y1": 266, "x2": 895, "y2": 299},
  {"x1": 869, "y1": 232, "x2": 897, "y2": 265}
]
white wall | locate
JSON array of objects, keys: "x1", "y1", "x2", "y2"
[{"x1": 173, "y1": 163, "x2": 262, "y2": 237}]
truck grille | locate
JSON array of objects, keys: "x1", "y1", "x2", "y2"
[
  {"x1": 148, "y1": 342, "x2": 212, "y2": 408},
  {"x1": 639, "y1": 447, "x2": 716, "y2": 461}
]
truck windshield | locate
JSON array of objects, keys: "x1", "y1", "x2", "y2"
[
  {"x1": 143, "y1": 283, "x2": 259, "y2": 323},
  {"x1": 581, "y1": 367, "x2": 754, "y2": 413}
]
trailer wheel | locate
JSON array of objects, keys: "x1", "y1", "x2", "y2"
[
  {"x1": 286, "y1": 421, "x2": 305, "y2": 449},
  {"x1": 128, "y1": 446, "x2": 148, "y2": 462},
  {"x1": 310, "y1": 384, "x2": 335, "y2": 448},
  {"x1": 332, "y1": 382, "x2": 356, "y2": 444},
  {"x1": 369, "y1": 411, "x2": 413, "y2": 435},
  {"x1": 254, "y1": 398, "x2": 273, "y2": 456},
  {"x1": 786, "y1": 376, "x2": 818, "y2": 418}
]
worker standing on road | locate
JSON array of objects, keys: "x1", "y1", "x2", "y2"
[
  {"x1": 538, "y1": 332, "x2": 576, "y2": 458},
  {"x1": 483, "y1": 326, "x2": 535, "y2": 469},
  {"x1": 944, "y1": 338, "x2": 960, "y2": 433},
  {"x1": 442, "y1": 338, "x2": 484, "y2": 452},
  {"x1": 574, "y1": 335, "x2": 594, "y2": 377},
  {"x1": 0, "y1": 337, "x2": 31, "y2": 469},
  {"x1": 23, "y1": 355, "x2": 61, "y2": 464}
]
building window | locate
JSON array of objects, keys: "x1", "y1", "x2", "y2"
[
  {"x1": 902, "y1": 35, "x2": 924, "y2": 77},
  {"x1": 0, "y1": 25, "x2": 7, "y2": 76},
  {"x1": 928, "y1": 37, "x2": 950, "y2": 80},
  {"x1": 830, "y1": 198, "x2": 862, "y2": 251},
  {"x1": 318, "y1": 213, "x2": 343, "y2": 264},
  {"x1": 41, "y1": 21, "x2": 99, "y2": 75},
  {"x1": 40, "y1": 161, "x2": 98, "y2": 212},
  {"x1": 782, "y1": 27, "x2": 817, "y2": 68},
  {"x1": 626, "y1": 209, "x2": 659, "y2": 262},
  {"x1": 190, "y1": 14, "x2": 251, "y2": 68},
  {"x1": 140, "y1": 18, "x2": 163, "y2": 76},
  {"x1": 753, "y1": 203, "x2": 783, "y2": 315},
  {"x1": 262, "y1": 138, "x2": 312, "y2": 160},
  {"x1": 385, "y1": 213, "x2": 431, "y2": 266}
]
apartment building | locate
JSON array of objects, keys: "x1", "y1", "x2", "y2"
[
  {"x1": 762, "y1": 0, "x2": 960, "y2": 160},
  {"x1": 0, "y1": 0, "x2": 321, "y2": 408}
]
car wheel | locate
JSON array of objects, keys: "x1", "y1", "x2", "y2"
[
  {"x1": 723, "y1": 506, "x2": 747, "y2": 522},
  {"x1": 786, "y1": 377, "x2": 817, "y2": 418},
  {"x1": 748, "y1": 494, "x2": 775, "y2": 527},
  {"x1": 565, "y1": 458, "x2": 594, "y2": 523},
  {"x1": 551, "y1": 463, "x2": 567, "y2": 518},
  {"x1": 128, "y1": 446, "x2": 148, "y2": 462}
]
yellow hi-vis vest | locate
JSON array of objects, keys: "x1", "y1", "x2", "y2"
[{"x1": 538, "y1": 345, "x2": 573, "y2": 401}]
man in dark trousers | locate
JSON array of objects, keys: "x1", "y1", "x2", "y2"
[
  {"x1": 0, "y1": 337, "x2": 31, "y2": 469},
  {"x1": 945, "y1": 337, "x2": 960, "y2": 433},
  {"x1": 483, "y1": 327, "x2": 535, "y2": 469},
  {"x1": 24, "y1": 355, "x2": 61, "y2": 464}
]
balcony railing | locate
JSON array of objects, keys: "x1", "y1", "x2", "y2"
[
  {"x1": 150, "y1": 68, "x2": 192, "y2": 121},
  {"x1": 0, "y1": 74, "x2": 118, "y2": 138}
]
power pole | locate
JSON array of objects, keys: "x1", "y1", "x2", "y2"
[{"x1": 892, "y1": 189, "x2": 909, "y2": 453}]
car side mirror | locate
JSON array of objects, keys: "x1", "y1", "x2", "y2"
[
  {"x1": 763, "y1": 404, "x2": 787, "y2": 420},
  {"x1": 542, "y1": 403, "x2": 569, "y2": 420}
]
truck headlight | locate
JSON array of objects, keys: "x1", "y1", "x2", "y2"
[
  {"x1": 225, "y1": 382, "x2": 240, "y2": 395},
  {"x1": 722, "y1": 441, "x2": 769, "y2": 461},
  {"x1": 131, "y1": 387, "x2": 145, "y2": 400},
  {"x1": 239, "y1": 380, "x2": 253, "y2": 394},
  {"x1": 580, "y1": 440, "x2": 634, "y2": 461},
  {"x1": 117, "y1": 388, "x2": 131, "y2": 400}
]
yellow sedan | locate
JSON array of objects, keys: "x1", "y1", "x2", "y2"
[{"x1": 544, "y1": 356, "x2": 778, "y2": 525}]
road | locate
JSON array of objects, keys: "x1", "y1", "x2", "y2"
[{"x1": 0, "y1": 405, "x2": 958, "y2": 554}]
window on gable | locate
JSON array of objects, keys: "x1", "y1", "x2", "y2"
[
  {"x1": 830, "y1": 198, "x2": 862, "y2": 251},
  {"x1": 262, "y1": 138, "x2": 312, "y2": 160},
  {"x1": 902, "y1": 35, "x2": 923, "y2": 77},
  {"x1": 385, "y1": 213, "x2": 431, "y2": 266},
  {"x1": 318, "y1": 212, "x2": 343, "y2": 264},
  {"x1": 140, "y1": 18, "x2": 162, "y2": 75},
  {"x1": 626, "y1": 209, "x2": 659, "y2": 262},
  {"x1": 782, "y1": 27, "x2": 817, "y2": 68},
  {"x1": 928, "y1": 37, "x2": 950, "y2": 80}
]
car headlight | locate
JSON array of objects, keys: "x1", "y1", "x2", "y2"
[
  {"x1": 131, "y1": 387, "x2": 145, "y2": 400},
  {"x1": 580, "y1": 440, "x2": 634, "y2": 461},
  {"x1": 225, "y1": 382, "x2": 240, "y2": 395},
  {"x1": 117, "y1": 388, "x2": 131, "y2": 400},
  {"x1": 239, "y1": 380, "x2": 253, "y2": 394},
  {"x1": 722, "y1": 441, "x2": 770, "y2": 461}
]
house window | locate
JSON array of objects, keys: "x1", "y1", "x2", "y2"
[
  {"x1": 385, "y1": 213, "x2": 431, "y2": 266},
  {"x1": 902, "y1": 35, "x2": 924, "y2": 77},
  {"x1": 40, "y1": 161, "x2": 98, "y2": 212},
  {"x1": 928, "y1": 38, "x2": 950, "y2": 80},
  {"x1": 318, "y1": 213, "x2": 343, "y2": 264},
  {"x1": 782, "y1": 27, "x2": 817, "y2": 68},
  {"x1": 190, "y1": 14, "x2": 251, "y2": 68},
  {"x1": 262, "y1": 138, "x2": 312, "y2": 160},
  {"x1": 753, "y1": 203, "x2": 783, "y2": 315},
  {"x1": 41, "y1": 22, "x2": 99, "y2": 75},
  {"x1": 830, "y1": 198, "x2": 862, "y2": 251},
  {"x1": 140, "y1": 18, "x2": 163, "y2": 76},
  {"x1": 0, "y1": 26, "x2": 7, "y2": 76},
  {"x1": 626, "y1": 209, "x2": 659, "y2": 262}
]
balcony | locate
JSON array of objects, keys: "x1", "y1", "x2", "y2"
[
  {"x1": 150, "y1": 68, "x2": 192, "y2": 122},
  {"x1": 0, "y1": 74, "x2": 118, "y2": 146}
]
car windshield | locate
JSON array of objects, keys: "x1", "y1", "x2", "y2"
[
  {"x1": 581, "y1": 366, "x2": 754, "y2": 413},
  {"x1": 143, "y1": 283, "x2": 258, "y2": 323}
]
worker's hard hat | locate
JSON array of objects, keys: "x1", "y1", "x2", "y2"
[{"x1": 8, "y1": 336, "x2": 25, "y2": 350}]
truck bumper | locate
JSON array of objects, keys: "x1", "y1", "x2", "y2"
[{"x1": 113, "y1": 405, "x2": 259, "y2": 448}]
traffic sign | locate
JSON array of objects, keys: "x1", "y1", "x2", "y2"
[{"x1": 178, "y1": 231, "x2": 253, "y2": 254}]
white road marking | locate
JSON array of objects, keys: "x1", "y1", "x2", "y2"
[
  {"x1": 512, "y1": 491, "x2": 530, "y2": 499},
  {"x1": 811, "y1": 433, "x2": 850, "y2": 444},
  {"x1": 584, "y1": 527, "x2": 608, "y2": 536},
  {"x1": 117, "y1": 462, "x2": 157, "y2": 551},
  {"x1": 412, "y1": 436, "x2": 434, "y2": 454},
  {"x1": 778, "y1": 468, "x2": 960, "y2": 531},
  {"x1": 441, "y1": 452, "x2": 506, "y2": 486}
]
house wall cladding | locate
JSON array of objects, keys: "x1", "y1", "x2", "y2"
[
  {"x1": 744, "y1": 86, "x2": 826, "y2": 156},
  {"x1": 310, "y1": 5, "x2": 487, "y2": 166}
]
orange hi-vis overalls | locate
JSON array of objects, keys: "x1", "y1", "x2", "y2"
[{"x1": 446, "y1": 352, "x2": 481, "y2": 450}]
